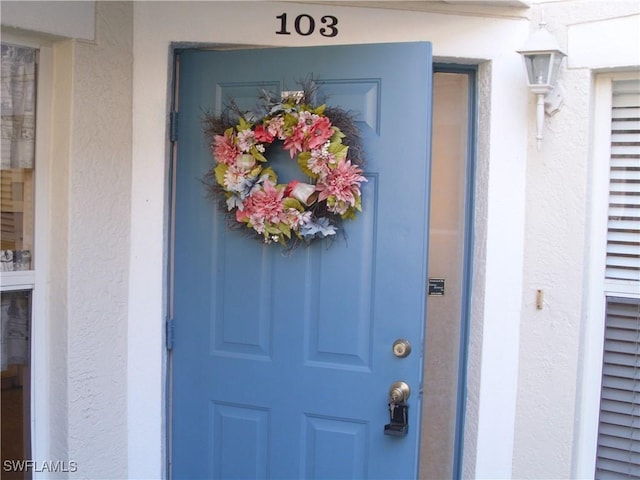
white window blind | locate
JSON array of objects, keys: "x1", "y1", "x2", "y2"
[
  {"x1": 595, "y1": 297, "x2": 640, "y2": 478},
  {"x1": 596, "y1": 78, "x2": 640, "y2": 479},
  {"x1": 606, "y1": 79, "x2": 640, "y2": 283}
]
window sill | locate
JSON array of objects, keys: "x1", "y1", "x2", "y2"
[{"x1": 0, "y1": 270, "x2": 35, "y2": 291}]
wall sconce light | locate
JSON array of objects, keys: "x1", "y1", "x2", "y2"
[{"x1": 517, "y1": 22, "x2": 567, "y2": 150}]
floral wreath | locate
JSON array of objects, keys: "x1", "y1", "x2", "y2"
[{"x1": 203, "y1": 86, "x2": 366, "y2": 248}]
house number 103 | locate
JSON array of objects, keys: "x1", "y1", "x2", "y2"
[{"x1": 276, "y1": 13, "x2": 339, "y2": 37}]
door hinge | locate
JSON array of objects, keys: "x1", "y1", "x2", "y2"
[
  {"x1": 166, "y1": 318, "x2": 175, "y2": 350},
  {"x1": 169, "y1": 111, "x2": 179, "y2": 142}
]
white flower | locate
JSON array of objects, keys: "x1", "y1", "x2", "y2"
[
  {"x1": 224, "y1": 166, "x2": 251, "y2": 193},
  {"x1": 237, "y1": 129, "x2": 255, "y2": 152}
]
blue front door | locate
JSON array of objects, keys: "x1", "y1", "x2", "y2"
[{"x1": 172, "y1": 43, "x2": 433, "y2": 479}]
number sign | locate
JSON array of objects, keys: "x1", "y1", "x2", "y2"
[{"x1": 276, "y1": 13, "x2": 339, "y2": 37}]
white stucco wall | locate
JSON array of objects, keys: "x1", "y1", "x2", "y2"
[
  {"x1": 514, "y1": 2, "x2": 640, "y2": 479},
  {"x1": 1, "y1": 1, "x2": 96, "y2": 41},
  {"x1": 64, "y1": 3, "x2": 132, "y2": 477}
]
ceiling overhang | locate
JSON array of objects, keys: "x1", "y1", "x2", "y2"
[{"x1": 285, "y1": 1, "x2": 531, "y2": 17}]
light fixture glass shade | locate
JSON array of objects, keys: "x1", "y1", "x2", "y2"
[
  {"x1": 524, "y1": 53, "x2": 551, "y2": 86},
  {"x1": 517, "y1": 25, "x2": 567, "y2": 91},
  {"x1": 522, "y1": 51, "x2": 565, "y2": 90},
  {"x1": 549, "y1": 52, "x2": 564, "y2": 86}
]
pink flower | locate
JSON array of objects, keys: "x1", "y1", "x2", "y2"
[
  {"x1": 254, "y1": 124, "x2": 274, "y2": 143},
  {"x1": 242, "y1": 180, "x2": 286, "y2": 232},
  {"x1": 284, "y1": 209, "x2": 312, "y2": 229},
  {"x1": 266, "y1": 117, "x2": 286, "y2": 139},
  {"x1": 283, "y1": 124, "x2": 306, "y2": 158},
  {"x1": 235, "y1": 206, "x2": 249, "y2": 220},
  {"x1": 307, "y1": 143, "x2": 334, "y2": 177},
  {"x1": 316, "y1": 159, "x2": 367, "y2": 215},
  {"x1": 284, "y1": 113, "x2": 334, "y2": 158},
  {"x1": 212, "y1": 133, "x2": 239, "y2": 166},
  {"x1": 307, "y1": 116, "x2": 333, "y2": 150}
]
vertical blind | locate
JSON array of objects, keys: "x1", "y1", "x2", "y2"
[
  {"x1": 606, "y1": 79, "x2": 640, "y2": 283},
  {"x1": 596, "y1": 78, "x2": 640, "y2": 479}
]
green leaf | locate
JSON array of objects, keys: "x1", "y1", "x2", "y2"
[
  {"x1": 277, "y1": 222, "x2": 292, "y2": 238},
  {"x1": 265, "y1": 224, "x2": 279, "y2": 235},
  {"x1": 214, "y1": 164, "x2": 228, "y2": 186},
  {"x1": 250, "y1": 165, "x2": 263, "y2": 178},
  {"x1": 297, "y1": 152, "x2": 318, "y2": 178},
  {"x1": 261, "y1": 167, "x2": 278, "y2": 183},
  {"x1": 328, "y1": 141, "x2": 348, "y2": 161},
  {"x1": 237, "y1": 117, "x2": 252, "y2": 131},
  {"x1": 283, "y1": 113, "x2": 298, "y2": 130},
  {"x1": 283, "y1": 197, "x2": 304, "y2": 212},
  {"x1": 251, "y1": 145, "x2": 267, "y2": 162},
  {"x1": 330, "y1": 127, "x2": 345, "y2": 141},
  {"x1": 342, "y1": 207, "x2": 356, "y2": 220},
  {"x1": 314, "y1": 104, "x2": 326, "y2": 115}
]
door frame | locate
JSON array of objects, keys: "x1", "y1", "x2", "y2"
[
  {"x1": 125, "y1": 4, "x2": 533, "y2": 479},
  {"x1": 432, "y1": 64, "x2": 477, "y2": 480}
]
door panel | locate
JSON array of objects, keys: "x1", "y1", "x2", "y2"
[{"x1": 172, "y1": 43, "x2": 432, "y2": 479}]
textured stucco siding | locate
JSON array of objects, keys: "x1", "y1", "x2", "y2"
[
  {"x1": 514, "y1": 2, "x2": 640, "y2": 479},
  {"x1": 48, "y1": 3, "x2": 133, "y2": 478}
]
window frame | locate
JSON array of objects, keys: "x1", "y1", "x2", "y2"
[
  {"x1": 0, "y1": 32, "x2": 53, "y2": 471},
  {"x1": 573, "y1": 70, "x2": 640, "y2": 479}
]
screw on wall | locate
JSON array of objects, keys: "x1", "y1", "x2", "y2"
[{"x1": 536, "y1": 289, "x2": 544, "y2": 310}]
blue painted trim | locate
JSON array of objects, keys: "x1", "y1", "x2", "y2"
[
  {"x1": 166, "y1": 318, "x2": 175, "y2": 350},
  {"x1": 433, "y1": 63, "x2": 478, "y2": 480},
  {"x1": 165, "y1": 47, "x2": 180, "y2": 480}
]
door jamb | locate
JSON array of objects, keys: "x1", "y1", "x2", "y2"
[
  {"x1": 165, "y1": 47, "x2": 181, "y2": 480},
  {"x1": 431, "y1": 63, "x2": 477, "y2": 480}
]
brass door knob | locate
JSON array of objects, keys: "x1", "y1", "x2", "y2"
[
  {"x1": 392, "y1": 339, "x2": 411, "y2": 358},
  {"x1": 388, "y1": 381, "x2": 411, "y2": 404}
]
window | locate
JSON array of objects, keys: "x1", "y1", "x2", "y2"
[
  {"x1": 594, "y1": 78, "x2": 640, "y2": 479},
  {"x1": 1, "y1": 42, "x2": 37, "y2": 479},
  {"x1": 605, "y1": 79, "x2": 640, "y2": 286}
]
